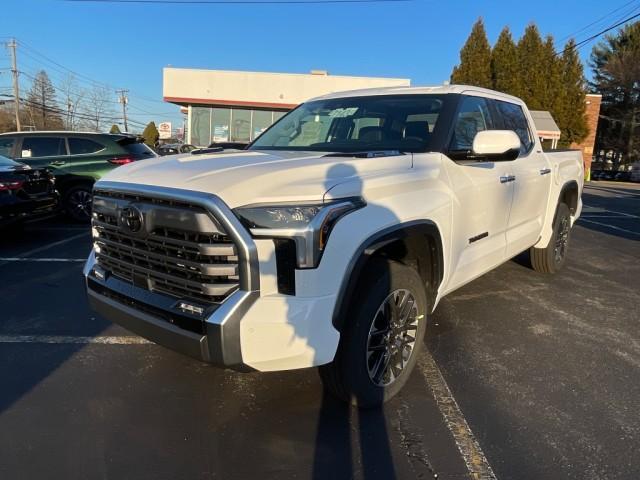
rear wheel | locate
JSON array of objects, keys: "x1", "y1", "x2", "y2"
[
  {"x1": 530, "y1": 202, "x2": 571, "y2": 274},
  {"x1": 63, "y1": 184, "x2": 93, "y2": 222},
  {"x1": 320, "y1": 259, "x2": 427, "y2": 408}
]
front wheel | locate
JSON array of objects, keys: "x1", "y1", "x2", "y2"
[
  {"x1": 530, "y1": 202, "x2": 571, "y2": 274},
  {"x1": 320, "y1": 259, "x2": 427, "y2": 408},
  {"x1": 63, "y1": 185, "x2": 93, "y2": 223}
]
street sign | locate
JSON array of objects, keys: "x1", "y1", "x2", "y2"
[{"x1": 158, "y1": 122, "x2": 172, "y2": 139}]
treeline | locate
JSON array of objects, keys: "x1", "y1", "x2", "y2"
[
  {"x1": 450, "y1": 19, "x2": 587, "y2": 147},
  {"x1": 0, "y1": 70, "x2": 121, "y2": 133},
  {"x1": 590, "y1": 21, "x2": 639, "y2": 164}
]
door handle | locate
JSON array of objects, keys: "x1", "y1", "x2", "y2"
[
  {"x1": 539, "y1": 168, "x2": 551, "y2": 175},
  {"x1": 50, "y1": 160, "x2": 66, "y2": 166},
  {"x1": 500, "y1": 175, "x2": 516, "y2": 183}
]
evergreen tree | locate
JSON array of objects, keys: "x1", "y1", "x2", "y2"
[
  {"x1": 590, "y1": 21, "x2": 640, "y2": 163},
  {"x1": 451, "y1": 18, "x2": 493, "y2": 88},
  {"x1": 491, "y1": 27, "x2": 521, "y2": 95},
  {"x1": 560, "y1": 39, "x2": 588, "y2": 146},
  {"x1": 142, "y1": 121, "x2": 159, "y2": 147},
  {"x1": 109, "y1": 124, "x2": 121, "y2": 134},
  {"x1": 26, "y1": 70, "x2": 63, "y2": 130},
  {"x1": 541, "y1": 36, "x2": 564, "y2": 111},
  {"x1": 516, "y1": 24, "x2": 547, "y2": 109}
]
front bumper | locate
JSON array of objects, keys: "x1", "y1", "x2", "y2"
[
  {"x1": 85, "y1": 252, "x2": 257, "y2": 371},
  {"x1": 85, "y1": 248, "x2": 341, "y2": 372}
]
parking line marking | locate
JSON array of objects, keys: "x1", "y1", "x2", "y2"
[
  {"x1": 12, "y1": 232, "x2": 87, "y2": 257},
  {"x1": 582, "y1": 205, "x2": 640, "y2": 218},
  {"x1": 580, "y1": 215, "x2": 635, "y2": 219},
  {"x1": 578, "y1": 218, "x2": 640, "y2": 236},
  {"x1": 418, "y1": 351, "x2": 497, "y2": 480},
  {"x1": 0, "y1": 335, "x2": 152, "y2": 344},
  {"x1": 0, "y1": 258, "x2": 86, "y2": 262}
]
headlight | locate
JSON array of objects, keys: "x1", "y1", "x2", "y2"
[{"x1": 235, "y1": 198, "x2": 364, "y2": 268}]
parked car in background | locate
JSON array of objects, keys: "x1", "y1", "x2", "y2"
[
  {"x1": 0, "y1": 132, "x2": 156, "y2": 221},
  {"x1": 157, "y1": 143, "x2": 197, "y2": 156},
  {"x1": 0, "y1": 155, "x2": 58, "y2": 229},
  {"x1": 631, "y1": 163, "x2": 640, "y2": 183},
  {"x1": 614, "y1": 171, "x2": 631, "y2": 182}
]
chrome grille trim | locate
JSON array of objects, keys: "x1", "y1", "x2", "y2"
[{"x1": 91, "y1": 182, "x2": 260, "y2": 308}]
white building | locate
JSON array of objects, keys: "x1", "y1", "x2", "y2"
[{"x1": 163, "y1": 68, "x2": 411, "y2": 146}]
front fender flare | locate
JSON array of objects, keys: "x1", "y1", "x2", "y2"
[{"x1": 331, "y1": 220, "x2": 444, "y2": 332}]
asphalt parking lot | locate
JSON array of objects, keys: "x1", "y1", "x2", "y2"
[{"x1": 0, "y1": 181, "x2": 638, "y2": 480}]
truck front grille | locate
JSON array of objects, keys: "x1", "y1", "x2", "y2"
[{"x1": 92, "y1": 190, "x2": 240, "y2": 306}]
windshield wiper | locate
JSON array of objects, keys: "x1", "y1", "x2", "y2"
[{"x1": 323, "y1": 150, "x2": 405, "y2": 158}]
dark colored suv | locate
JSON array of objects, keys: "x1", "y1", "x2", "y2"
[{"x1": 0, "y1": 132, "x2": 156, "y2": 221}]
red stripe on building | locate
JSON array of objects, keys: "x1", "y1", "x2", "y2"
[{"x1": 163, "y1": 97, "x2": 298, "y2": 110}]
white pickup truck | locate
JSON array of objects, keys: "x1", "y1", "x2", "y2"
[{"x1": 84, "y1": 85, "x2": 583, "y2": 406}]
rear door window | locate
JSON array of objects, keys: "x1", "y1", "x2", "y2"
[
  {"x1": 69, "y1": 138, "x2": 106, "y2": 155},
  {"x1": 0, "y1": 137, "x2": 15, "y2": 157},
  {"x1": 494, "y1": 101, "x2": 533, "y2": 153},
  {"x1": 117, "y1": 139, "x2": 155, "y2": 157},
  {"x1": 20, "y1": 137, "x2": 66, "y2": 158}
]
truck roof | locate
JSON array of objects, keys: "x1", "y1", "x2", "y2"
[{"x1": 311, "y1": 84, "x2": 525, "y2": 106}]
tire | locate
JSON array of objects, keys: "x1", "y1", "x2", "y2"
[
  {"x1": 320, "y1": 259, "x2": 428, "y2": 408},
  {"x1": 63, "y1": 184, "x2": 93, "y2": 223},
  {"x1": 530, "y1": 202, "x2": 571, "y2": 274}
]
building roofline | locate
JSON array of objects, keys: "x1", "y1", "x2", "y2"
[
  {"x1": 162, "y1": 66, "x2": 410, "y2": 83},
  {"x1": 163, "y1": 96, "x2": 296, "y2": 110}
]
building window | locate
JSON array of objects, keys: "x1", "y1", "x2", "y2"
[
  {"x1": 252, "y1": 110, "x2": 273, "y2": 140},
  {"x1": 231, "y1": 109, "x2": 251, "y2": 142},
  {"x1": 273, "y1": 111, "x2": 286, "y2": 123},
  {"x1": 212, "y1": 108, "x2": 231, "y2": 143},
  {"x1": 192, "y1": 107, "x2": 211, "y2": 146}
]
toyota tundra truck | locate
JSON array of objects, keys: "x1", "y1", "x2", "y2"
[{"x1": 84, "y1": 85, "x2": 583, "y2": 407}]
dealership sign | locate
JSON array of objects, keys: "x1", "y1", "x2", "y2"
[{"x1": 158, "y1": 122, "x2": 172, "y2": 139}]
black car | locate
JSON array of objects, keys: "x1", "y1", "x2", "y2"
[{"x1": 0, "y1": 155, "x2": 58, "y2": 228}]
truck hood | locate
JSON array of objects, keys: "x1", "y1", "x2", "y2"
[{"x1": 97, "y1": 149, "x2": 412, "y2": 208}]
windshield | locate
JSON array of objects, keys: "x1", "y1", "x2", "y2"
[{"x1": 249, "y1": 94, "x2": 446, "y2": 153}]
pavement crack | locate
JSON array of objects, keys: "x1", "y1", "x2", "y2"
[{"x1": 394, "y1": 400, "x2": 437, "y2": 478}]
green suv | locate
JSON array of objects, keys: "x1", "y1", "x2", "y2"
[{"x1": 0, "y1": 132, "x2": 156, "y2": 221}]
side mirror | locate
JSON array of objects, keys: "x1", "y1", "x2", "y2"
[{"x1": 472, "y1": 130, "x2": 521, "y2": 161}]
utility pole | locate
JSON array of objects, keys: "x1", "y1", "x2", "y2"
[
  {"x1": 7, "y1": 38, "x2": 21, "y2": 132},
  {"x1": 117, "y1": 89, "x2": 129, "y2": 132},
  {"x1": 67, "y1": 99, "x2": 74, "y2": 130}
]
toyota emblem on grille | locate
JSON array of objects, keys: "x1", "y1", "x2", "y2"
[{"x1": 120, "y1": 205, "x2": 144, "y2": 233}]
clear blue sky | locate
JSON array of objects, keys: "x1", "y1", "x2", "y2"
[{"x1": 1, "y1": 0, "x2": 636, "y2": 131}]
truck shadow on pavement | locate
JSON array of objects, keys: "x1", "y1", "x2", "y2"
[
  {"x1": 311, "y1": 163, "x2": 402, "y2": 479},
  {"x1": 0, "y1": 226, "x2": 106, "y2": 416}
]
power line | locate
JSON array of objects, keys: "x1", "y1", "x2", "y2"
[
  {"x1": 17, "y1": 39, "x2": 175, "y2": 107},
  {"x1": 557, "y1": 11, "x2": 640, "y2": 56},
  {"x1": 557, "y1": 0, "x2": 640, "y2": 43},
  {"x1": 65, "y1": 0, "x2": 413, "y2": 4},
  {"x1": 18, "y1": 60, "x2": 176, "y2": 116},
  {"x1": 18, "y1": 68, "x2": 172, "y2": 126}
]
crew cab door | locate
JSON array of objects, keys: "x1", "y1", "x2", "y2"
[
  {"x1": 493, "y1": 101, "x2": 553, "y2": 257},
  {"x1": 442, "y1": 96, "x2": 515, "y2": 292}
]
